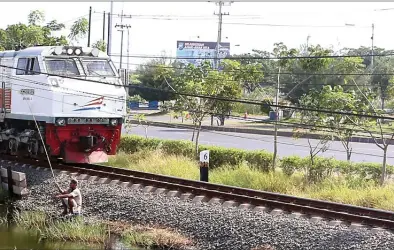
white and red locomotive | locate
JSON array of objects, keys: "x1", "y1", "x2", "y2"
[{"x1": 0, "y1": 46, "x2": 127, "y2": 163}]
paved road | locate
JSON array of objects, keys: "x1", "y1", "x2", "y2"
[{"x1": 124, "y1": 125, "x2": 393, "y2": 165}]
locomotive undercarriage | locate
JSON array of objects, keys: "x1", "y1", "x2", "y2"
[
  {"x1": 0, "y1": 119, "x2": 48, "y2": 160},
  {"x1": 0, "y1": 118, "x2": 121, "y2": 163}
]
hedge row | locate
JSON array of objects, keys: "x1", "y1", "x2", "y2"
[{"x1": 118, "y1": 135, "x2": 394, "y2": 182}]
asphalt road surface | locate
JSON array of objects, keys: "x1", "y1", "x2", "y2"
[{"x1": 124, "y1": 125, "x2": 393, "y2": 165}]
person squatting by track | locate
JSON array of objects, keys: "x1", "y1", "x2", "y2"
[{"x1": 55, "y1": 179, "x2": 82, "y2": 216}]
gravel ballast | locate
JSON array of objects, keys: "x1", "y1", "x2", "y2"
[{"x1": 4, "y1": 163, "x2": 394, "y2": 250}]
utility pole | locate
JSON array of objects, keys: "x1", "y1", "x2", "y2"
[
  {"x1": 115, "y1": 11, "x2": 131, "y2": 70},
  {"x1": 108, "y1": 1, "x2": 114, "y2": 57},
  {"x1": 273, "y1": 67, "x2": 281, "y2": 169},
  {"x1": 306, "y1": 35, "x2": 311, "y2": 54},
  {"x1": 211, "y1": 1, "x2": 230, "y2": 126},
  {"x1": 127, "y1": 28, "x2": 130, "y2": 72},
  {"x1": 214, "y1": 1, "x2": 229, "y2": 69},
  {"x1": 102, "y1": 11, "x2": 106, "y2": 41},
  {"x1": 371, "y1": 23, "x2": 375, "y2": 67},
  {"x1": 87, "y1": 6, "x2": 92, "y2": 47},
  {"x1": 107, "y1": 12, "x2": 111, "y2": 54}
]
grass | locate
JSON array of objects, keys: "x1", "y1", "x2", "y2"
[
  {"x1": 3, "y1": 210, "x2": 192, "y2": 249},
  {"x1": 13, "y1": 211, "x2": 107, "y2": 243},
  {"x1": 108, "y1": 150, "x2": 394, "y2": 211},
  {"x1": 108, "y1": 151, "x2": 199, "y2": 180}
]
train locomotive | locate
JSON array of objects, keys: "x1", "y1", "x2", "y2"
[{"x1": 0, "y1": 46, "x2": 127, "y2": 164}]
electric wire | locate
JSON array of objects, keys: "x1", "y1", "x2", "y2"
[
  {"x1": 0, "y1": 64, "x2": 393, "y2": 121},
  {"x1": 112, "y1": 61, "x2": 394, "y2": 78},
  {"x1": 108, "y1": 52, "x2": 394, "y2": 61},
  {"x1": 4, "y1": 72, "x2": 389, "y2": 140},
  {"x1": 0, "y1": 73, "x2": 391, "y2": 160},
  {"x1": 128, "y1": 118, "x2": 394, "y2": 159}
]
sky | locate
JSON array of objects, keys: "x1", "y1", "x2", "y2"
[{"x1": 1, "y1": 1, "x2": 394, "y2": 69}]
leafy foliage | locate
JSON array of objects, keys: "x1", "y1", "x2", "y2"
[
  {"x1": 92, "y1": 39, "x2": 107, "y2": 52},
  {"x1": 27, "y1": 10, "x2": 45, "y2": 26},
  {"x1": 68, "y1": 17, "x2": 88, "y2": 42},
  {"x1": 0, "y1": 10, "x2": 68, "y2": 50}
]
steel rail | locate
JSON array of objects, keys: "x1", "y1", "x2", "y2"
[{"x1": 2, "y1": 155, "x2": 394, "y2": 229}]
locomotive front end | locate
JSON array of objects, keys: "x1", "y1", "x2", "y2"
[{"x1": 42, "y1": 46, "x2": 126, "y2": 163}]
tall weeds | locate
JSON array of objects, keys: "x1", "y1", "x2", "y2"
[{"x1": 13, "y1": 211, "x2": 107, "y2": 243}]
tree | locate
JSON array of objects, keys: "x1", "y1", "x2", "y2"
[
  {"x1": 45, "y1": 20, "x2": 65, "y2": 31},
  {"x1": 132, "y1": 60, "x2": 178, "y2": 101},
  {"x1": 221, "y1": 59, "x2": 265, "y2": 93},
  {"x1": 92, "y1": 39, "x2": 107, "y2": 52},
  {"x1": 28, "y1": 10, "x2": 45, "y2": 26},
  {"x1": 0, "y1": 11, "x2": 68, "y2": 50},
  {"x1": 68, "y1": 17, "x2": 88, "y2": 43},
  {"x1": 174, "y1": 61, "x2": 242, "y2": 157},
  {"x1": 347, "y1": 80, "x2": 394, "y2": 185},
  {"x1": 300, "y1": 85, "x2": 369, "y2": 161},
  {"x1": 371, "y1": 57, "x2": 394, "y2": 110},
  {"x1": 295, "y1": 92, "x2": 332, "y2": 182}
]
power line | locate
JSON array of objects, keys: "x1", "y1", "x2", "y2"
[
  {"x1": 4, "y1": 72, "x2": 390, "y2": 138},
  {"x1": 128, "y1": 119, "x2": 394, "y2": 159},
  {"x1": 130, "y1": 85, "x2": 394, "y2": 121},
  {"x1": 113, "y1": 61, "x2": 394, "y2": 77},
  {"x1": 161, "y1": 106, "x2": 394, "y2": 138},
  {"x1": 5, "y1": 71, "x2": 386, "y2": 138},
  {"x1": 1, "y1": 74, "x2": 123, "y2": 102},
  {"x1": 223, "y1": 22, "x2": 372, "y2": 28},
  {"x1": 1, "y1": 64, "x2": 394, "y2": 121},
  {"x1": 93, "y1": 10, "x2": 265, "y2": 20},
  {"x1": 1, "y1": 68, "x2": 393, "y2": 158},
  {"x1": 109, "y1": 51, "x2": 394, "y2": 61}
]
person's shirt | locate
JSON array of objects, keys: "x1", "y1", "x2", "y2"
[{"x1": 67, "y1": 187, "x2": 82, "y2": 212}]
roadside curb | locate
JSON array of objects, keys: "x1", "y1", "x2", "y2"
[{"x1": 129, "y1": 120, "x2": 390, "y2": 145}]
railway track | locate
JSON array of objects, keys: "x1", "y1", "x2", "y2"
[{"x1": 2, "y1": 154, "x2": 394, "y2": 231}]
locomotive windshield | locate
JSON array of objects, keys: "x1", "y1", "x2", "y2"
[
  {"x1": 45, "y1": 59, "x2": 80, "y2": 76},
  {"x1": 81, "y1": 59, "x2": 115, "y2": 77}
]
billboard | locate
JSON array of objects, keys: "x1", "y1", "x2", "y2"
[{"x1": 176, "y1": 40, "x2": 230, "y2": 66}]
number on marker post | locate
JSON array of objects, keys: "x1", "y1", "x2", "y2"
[{"x1": 200, "y1": 150, "x2": 209, "y2": 163}]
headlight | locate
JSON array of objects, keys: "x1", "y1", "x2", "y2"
[
  {"x1": 54, "y1": 47, "x2": 62, "y2": 55},
  {"x1": 75, "y1": 48, "x2": 82, "y2": 55},
  {"x1": 66, "y1": 48, "x2": 73, "y2": 55},
  {"x1": 56, "y1": 118, "x2": 66, "y2": 126},
  {"x1": 91, "y1": 48, "x2": 99, "y2": 57},
  {"x1": 109, "y1": 119, "x2": 118, "y2": 126}
]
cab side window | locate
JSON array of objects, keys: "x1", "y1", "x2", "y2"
[
  {"x1": 16, "y1": 57, "x2": 40, "y2": 75},
  {"x1": 16, "y1": 58, "x2": 27, "y2": 75}
]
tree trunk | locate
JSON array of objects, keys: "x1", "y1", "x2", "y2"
[
  {"x1": 381, "y1": 147, "x2": 388, "y2": 185},
  {"x1": 191, "y1": 123, "x2": 197, "y2": 142},
  {"x1": 195, "y1": 121, "x2": 202, "y2": 159},
  {"x1": 272, "y1": 111, "x2": 278, "y2": 171},
  {"x1": 346, "y1": 140, "x2": 352, "y2": 161},
  {"x1": 346, "y1": 150, "x2": 351, "y2": 161},
  {"x1": 220, "y1": 115, "x2": 225, "y2": 126}
]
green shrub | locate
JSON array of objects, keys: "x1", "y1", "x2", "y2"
[
  {"x1": 119, "y1": 135, "x2": 391, "y2": 183},
  {"x1": 120, "y1": 136, "x2": 273, "y2": 169},
  {"x1": 244, "y1": 150, "x2": 273, "y2": 172},
  {"x1": 280, "y1": 155, "x2": 307, "y2": 176},
  {"x1": 161, "y1": 140, "x2": 194, "y2": 157},
  {"x1": 307, "y1": 157, "x2": 336, "y2": 183}
]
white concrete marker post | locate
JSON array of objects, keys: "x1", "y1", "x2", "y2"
[{"x1": 200, "y1": 150, "x2": 209, "y2": 182}]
